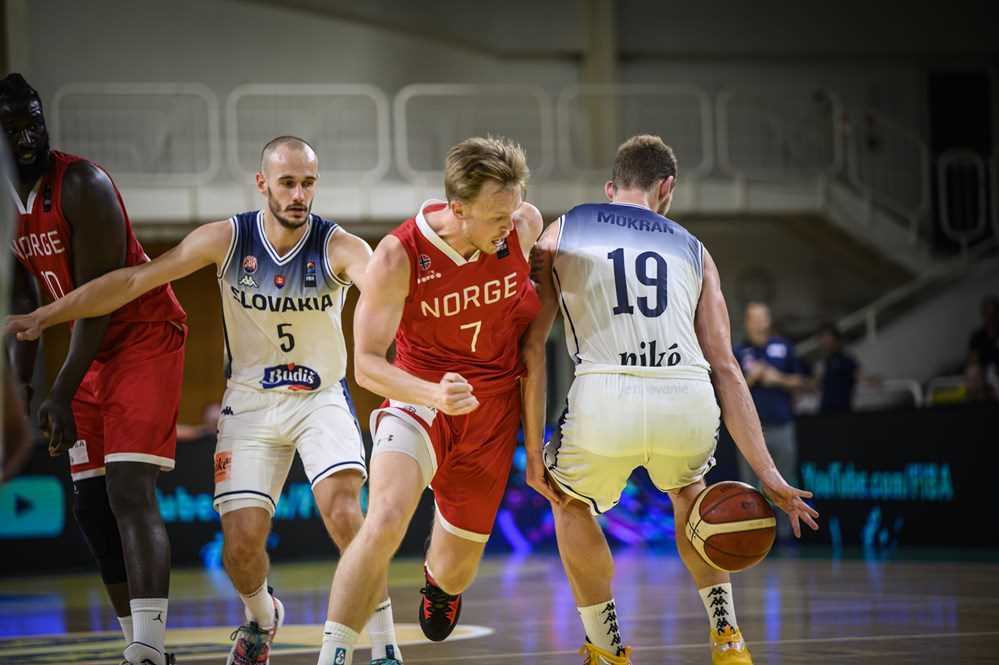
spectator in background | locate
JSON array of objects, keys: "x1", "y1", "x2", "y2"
[
  {"x1": 815, "y1": 322, "x2": 859, "y2": 414},
  {"x1": 968, "y1": 294, "x2": 998, "y2": 379},
  {"x1": 963, "y1": 362, "x2": 997, "y2": 402},
  {"x1": 735, "y1": 302, "x2": 809, "y2": 542},
  {"x1": 175, "y1": 401, "x2": 221, "y2": 444}
]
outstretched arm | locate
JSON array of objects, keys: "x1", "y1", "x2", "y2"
[
  {"x1": 326, "y1": 226, "x2": 373, "y2": 286},
  {"x1": 520, "y1": 218, "x2": 566, "y2": 505},
  {"x1": 352, "y1": 235, "x2": 478, "y2": 416},
  {"x1": 695, "y1": 248, "x2": 819, "y2": 537},
  {"x1": 7, "y1": 215, "x2": 231, "y2": 341}
]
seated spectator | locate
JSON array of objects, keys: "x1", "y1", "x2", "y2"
[
  {"x1": 815, "y1": 323, "x2": 859, "y2": 413},
  {"x1": 968, "y1": 294, "x2": 998, "y2": 376}
]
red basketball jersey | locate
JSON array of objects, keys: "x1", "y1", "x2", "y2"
[
  {"x1": 391, "y1": 201, "x2": 540, "y2": 396},
  {"x1": 10, "y1": 151, "x2": 186, "y2": 355}
]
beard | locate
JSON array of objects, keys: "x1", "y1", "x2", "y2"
[
  {"x1": 267, "y1": 190, "x2": 311, "y2": 229},
  {"x1": 14, "y1": 141, "x2": 51, "y2": 185}
]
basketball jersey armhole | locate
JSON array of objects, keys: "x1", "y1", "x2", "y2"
[
  {"x1": 322, "y1": 223, "x2": 352, "y2": 288},
  {"x1": 553, "y1": 215, "x2": 566, "y2": 258},
  {"x1": 217, "y1": 216, "x2": 239, "y2": 279}
]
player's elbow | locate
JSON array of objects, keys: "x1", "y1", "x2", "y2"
[
  {"x1": 709, "y1": 354, "x2": 742, "y2": 383},
  {"x1": 519, "y1": 336, "x2": 546, "y2": 371},
  {"x1": 353, "y1": 352, "x2": 379, "y2": 392}
]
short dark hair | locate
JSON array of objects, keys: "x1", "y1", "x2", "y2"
[
  {"x1": 0, "y1": 73, "x2": 41, "y2": 107},
  {"x1": 611, "y1": 134, "x2": 677, "y2": 191},
  {"x1": 259, "y1": 135, "x2": 317, "y2": 170}
]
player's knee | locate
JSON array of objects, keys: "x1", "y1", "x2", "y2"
[
  {"x1": 429, "y1": 556, "x2": 479, "y2": 594},
  {"x1": 221, "y1": 510, "x2": 271, "y2": 565},
  {"x1": 222, "y1": 533, "x2": 265, "y2": 568},
  {"x1": 363, "y1": 506, "x2": 410, "y2": 552},
  {"x1": 321, "y1": 499, "x2": 364, "y2": 549},
  {"x1": 72, "y1": 478, "x2": 127, "y2": 585},
  {"x1": 105, "y1": 467, "x2": 157, "y2": 520}
]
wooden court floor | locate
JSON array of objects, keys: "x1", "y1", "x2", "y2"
[{"x1": 2, "y1": 550, "x2": 998, "y2": 664}]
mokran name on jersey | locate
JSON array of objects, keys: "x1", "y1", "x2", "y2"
[
  {"x1": 260, "y1": 363, "x2": 322, "y2": 391},
  {"x1": 596, "y1": 210, "x2": 676, "y2": 234},
  {"x1": 419, "y1": 271, "x2": 519, "y2": 319},
  {"x1": 229, "y1": 286, "x2": 336, "y2": 313}
]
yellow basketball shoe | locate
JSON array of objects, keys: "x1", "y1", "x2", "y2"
[
  {"x1": 711, "y1": 626, "x2": 753, "y2": 664},
  {"x1": 579, "y1": 643, "x2": 633, "y2": 665}
]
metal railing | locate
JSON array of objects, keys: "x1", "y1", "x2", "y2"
[
  {"x1": 225, "y1": 83, "x2": 390, "y2": 184},
  {"x1": 842, "y1": 108, "x2": 930, "y2": 238},
  {"x1": 48, "y1": 80, "x2": 941, "y2": 238},
  {"x1": 394, "y1": 84, "x2": 555, "y2": 182},
  {"x1": 937, "y1": 149, "x2": 990, "y2": 252},
  {"x1": 557, "y1": 84, "x2": 713, "y2": 177},
  {"x1": 716, "y1": 87, "x2": 843, "y2": 180},
  {"x1": 50, "y1": 83, "x2": 221, "y2": 186}
]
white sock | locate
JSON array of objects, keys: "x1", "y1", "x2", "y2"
[
  {"x1": 117, "y1": 615, "x2": 133, "y2": 644},
  {"x1": 318, "y1": 621, "x2": 358, "y2": 665},
  {"x1": 700, "y1": 583, "x2": 739, "y2": 635},
  {"x1": 125, "y1": 598, "x2": 167, "y2": 665},
  {"x1": 578, "y1": 599, "x2": 625, "y2": 656},
  {"x1": 240, "y1": 581, "x2": 275, "y2": 629},
  {"x1": 365, "y1": 599, "x2": 401, "y2": 661}
]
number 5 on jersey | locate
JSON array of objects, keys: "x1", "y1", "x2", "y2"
[{"x1": 277, "y1": 323, "x2": 295, "y2": 352}]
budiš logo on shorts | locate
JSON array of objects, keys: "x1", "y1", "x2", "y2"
[{"x1": 261, "y1": 363, "x2": 321, "y2": 391}]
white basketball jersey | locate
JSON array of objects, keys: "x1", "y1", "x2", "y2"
[
  {"x1": 552, "y1": 202, "x2": 710, "y2": 379},
  {"x1": 218, "y1": 210, "x2": 351, "y2": 393}
]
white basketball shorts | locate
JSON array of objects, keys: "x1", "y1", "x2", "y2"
[
  {"x1": 212, "y1": 380, "x2": 366, "y2": 516},
  {"x1": 545, "y1": 373, "x2": 720, "y2": 514}
]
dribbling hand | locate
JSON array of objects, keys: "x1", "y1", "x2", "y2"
[
  {"x1": 759, "y1": 467, "x2": 820, "y2": 539},
  {"x1": 435, "y1": 372, "x2": 479, "y2": 416},
  {"x1": 5, "y1": 313, "x2": 44, "y2": 342}
]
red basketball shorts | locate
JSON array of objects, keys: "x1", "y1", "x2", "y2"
[
  {"x1": 370, "y1": 385, "x2": 521, "y2": 542},
  {"x1": 68, "y1": 321, "x2": 186, "y2": 481}
]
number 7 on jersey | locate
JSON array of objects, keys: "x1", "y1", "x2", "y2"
[{"x1": 460, "y1": 320, "x2": 482, "y2": 353}]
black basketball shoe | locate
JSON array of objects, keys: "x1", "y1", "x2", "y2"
[{"x1": 418, "y1": 564, "x2": 462, "y2": 641}]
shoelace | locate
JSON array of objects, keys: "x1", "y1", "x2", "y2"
[
  {"x1": 229, "y1": 623, "x2": 268, "y2": 662},
  {"x1": 420, "y1": 585, "x2": 457, "y2": 616}
]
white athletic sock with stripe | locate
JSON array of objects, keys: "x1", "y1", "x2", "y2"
[
  {"x1": 124, "y1": 598, "x2": 167, "y2": 665},
  {"x1": 117, "y1": 615, "x2": 133, "y2": 644},
  {"x1": 318, "y1": 621, "x2": 358, "y2": 665},
  {"x1": 365, "y1": 599, "x2": 402, "y2": 661},
  {"x1": 700, "y1": 583, "x2": 740, "y2": 634},
  {"x1": 240, "y1": 581, "x2": 275, "y2": 630}
]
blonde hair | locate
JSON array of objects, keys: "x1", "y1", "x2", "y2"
[{"x1": 444, "y1": 136, "x2": 529, "y2": 202}]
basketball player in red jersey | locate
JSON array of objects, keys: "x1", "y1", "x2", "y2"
[
  {"x1": 2, "y1": 74, "x2": 185, "y2": 665},
  {"x1": 314, "y1": 136, "x2": 543, "y2": 665}
]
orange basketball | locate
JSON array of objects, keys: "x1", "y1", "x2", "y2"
[{"x1": 685, "y1": 481, "x2": 777, "y2": 572}]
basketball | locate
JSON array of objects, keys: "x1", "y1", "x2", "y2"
[{"x1": 685, "y1": 481, "x2": 777, "y2": 572}]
